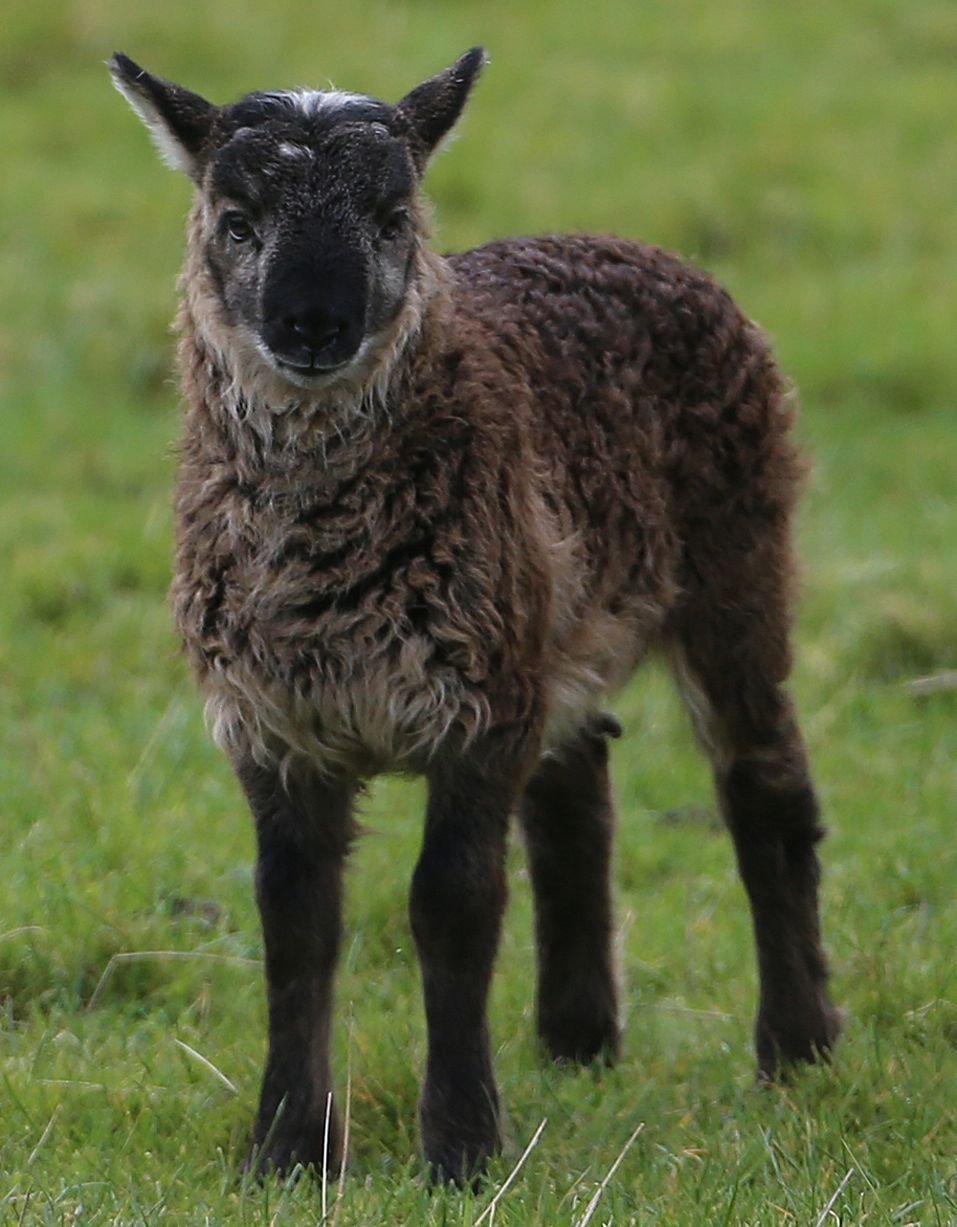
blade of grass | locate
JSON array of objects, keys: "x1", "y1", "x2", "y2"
[
  {"x1": 173, "y1": 1039, "x2": 238, "y2": 1095},
  {"x1": 473, "y1": 1118, "x2": 548, "y2": 1227},
  {"x1": 575, "y1": 1122, "x2": 645, "y2": 1227}
]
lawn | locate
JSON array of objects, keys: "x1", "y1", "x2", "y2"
[{"x1": 2, "y1": 0, "x2": 956, "y2": 1223}]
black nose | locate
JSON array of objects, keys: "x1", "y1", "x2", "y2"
[
  {"x1": 283, "y1": 307, "x2": 348, "y2": 356},
  {"x1": 262, "y1": 252, "x2": 367, "y2": 372}
]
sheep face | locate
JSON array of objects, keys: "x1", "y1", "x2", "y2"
[
  {"x1": 109, "y1": 49, "x2": 486, "y2": 392},
  {"x1": 200, "y1": 106, "x2": 419, "y2": 389}
]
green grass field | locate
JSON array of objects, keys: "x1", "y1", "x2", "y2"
[{"x1": 3, "y1": 1, "x2": 957, "y2": 1222}]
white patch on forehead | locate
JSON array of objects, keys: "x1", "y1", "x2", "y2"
[
  {"x1": 268, "y1": 88, "x2": 372, "y2": 118},
  {"x1": 277, "y1": 141, "x2": 313, "y2": 159}
]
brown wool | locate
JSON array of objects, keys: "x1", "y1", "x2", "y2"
[{"x1": 111, "y1": 48, "x2": 840, "y2": 1186}]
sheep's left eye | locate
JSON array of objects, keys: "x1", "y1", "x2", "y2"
[
  {"x1": 379, "y1": 206, "x2": 409, "y2": 241},
  {"x1": 224, "y1": 212, "x2": 255, "y2": 243}
]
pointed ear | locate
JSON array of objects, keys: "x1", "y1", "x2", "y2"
[
  {"x1": 394, "y1": 47, "x2": 487, "y2": 171},
  {"x1": 108, "y1": 53, "x2": 217, "y2": 180}
]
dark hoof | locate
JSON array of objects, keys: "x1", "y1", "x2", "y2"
[
  {"x1": 242, "y1": 1144, "x2": 343, "y2": 1185},
  {"x1": 756, "y1": 1001, "x2": 844, "y2": 1081},
  {"x1": 420, "y1": 1096, "x2": 501, "y2": 1188},
  {"x1": 426, "y1": 1157, "x2": 490, "y2": 1191},
  {"x1": 542, "y1": 1016, "x2": 620, "y2": 1067},
  {"x1": 243, "y1": 1110, "x2": 343, "y2": 1183},
  {"x1": 424, "y1": 1138, "x2": 499, "y2": 1189},
  {"x1": 539, "y1": 985, "x2": 620, "y2": 1066}
]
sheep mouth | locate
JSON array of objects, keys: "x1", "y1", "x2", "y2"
[
  {"x1": 253, "y1": 333, "x2": 377, "y2": 392},
  {"x1": 276, "y1": 355, "x2": 350, "y2": 377},
  {"x1": 259, "y1": 348, "x2": 358, "y2": 390}
]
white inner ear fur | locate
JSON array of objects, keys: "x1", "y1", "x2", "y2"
[{"x1": 110, "y1": 70, "x2": 195, "y2": 175}]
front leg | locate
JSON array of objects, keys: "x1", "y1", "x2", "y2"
[
  {"x1": 235, "y1": 755, "x2": 356, "y2": 1179},
  {"x1": 410, "y1": 739, "x2": 531, "y2": 1185}
]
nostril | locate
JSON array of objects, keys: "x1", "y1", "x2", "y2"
[{"x1": 284, "y1": 312, "x2": 347, "y2": 353}]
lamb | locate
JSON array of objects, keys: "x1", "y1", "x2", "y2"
[{"x1": 109, "y1": 48, "x2": 842, "y2": 1185}]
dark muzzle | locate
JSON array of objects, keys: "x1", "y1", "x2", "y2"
[{"x1": 262, "y1": 248, "x2": 367, "y2": 374}]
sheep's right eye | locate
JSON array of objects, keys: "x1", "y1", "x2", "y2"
[{"x1": 223, "y1": 212, "x2": 255, "y2": 244}]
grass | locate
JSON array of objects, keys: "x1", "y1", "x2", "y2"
[{"x1": 3, "y1": 0, "x2": 957, "y2": 1222}]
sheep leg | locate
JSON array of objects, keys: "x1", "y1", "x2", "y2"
[
  {"x1": 670, "y1": 639, "x2": 841, "y2": 1079},
  {"x1": 520, "y1": 717, "x2": 620, "y2": 1064},
  {"x1": 236, "y1": 757, "x2": 354, "y2": 1178},
  {"x1": 717, "y1": 727, "x2": 841, "y2": 1078},
  {"x1": 410, "y1": 748, "x2": 519, "y2": 1185}
]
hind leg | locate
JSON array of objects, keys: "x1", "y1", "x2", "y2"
[
  {"x1": 669, "y1": 618, "x2": 841, "y2": 1079},
  {"x1": 519, "y1": 714, "x2": 621, "y2": 1064}
]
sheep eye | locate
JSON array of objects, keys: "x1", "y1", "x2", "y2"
[
  {"x1": 379, "y1": 206, "x2": 409, "y2": 241},
  {"x1": 223, "y1": 212, "x2": 255, "y2": 243}
]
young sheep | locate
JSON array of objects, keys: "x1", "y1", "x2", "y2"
[{"x1": 110, "y1": 48, "x2": 841, "y2": 1184}]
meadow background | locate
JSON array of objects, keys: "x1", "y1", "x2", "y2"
[{"x1": 3, "y1": 1, "x2": 956, "y2": 1223}]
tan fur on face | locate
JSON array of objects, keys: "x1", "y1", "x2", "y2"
[{"x1": 177, "y1": 197, "x2": 444, "y2": 473}]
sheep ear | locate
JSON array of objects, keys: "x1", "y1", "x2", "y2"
[
  {"x1": 108, "y1": 53, "x2": 217, "y2": 180},
  {"x1": 394, "y1": 47, "x2": 487, "y2": 170}
]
